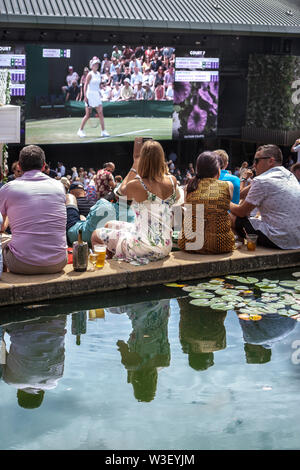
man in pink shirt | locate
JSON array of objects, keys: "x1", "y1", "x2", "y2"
[{"x1": 0, "y1": 145, "x2": 67, "y2": 274}]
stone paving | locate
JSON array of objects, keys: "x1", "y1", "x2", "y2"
[{"x1": 1, "y1": 246, "x2": 300, "y2": 307}]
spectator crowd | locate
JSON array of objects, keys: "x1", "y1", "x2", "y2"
[
  {"x1": 62, "y1": 45, "x2": 175, "y2": 103},
  {"x1": 1, "y1": 135, "x2": 300, "y2": 276}
]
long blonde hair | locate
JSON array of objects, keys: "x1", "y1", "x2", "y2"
[{"x1": 138, "y1": 140, "x2": 166, "y2": 180}]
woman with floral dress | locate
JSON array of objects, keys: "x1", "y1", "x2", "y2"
[{"x1": 91, "y1": 138, "x2": 179, "y2": 264}]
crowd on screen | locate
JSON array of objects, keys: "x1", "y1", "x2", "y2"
[{"x1": 62, "y1": 45, "x2": 175, "y2": 103}]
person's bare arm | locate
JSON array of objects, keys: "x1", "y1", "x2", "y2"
[
  {"x1": 118, "y1": 137, "x2": 143, "y2": 196},
  {"x1": 0, "y1": 215, "x2": 9, "y2": 232},
  {"x1": 83, "y1": 73, "x2": 92, "y2": 103},
  {"x1": 230, "y1": 200, "x2": 256, "y2": 218},
  {"x1": 226, "y1": 181, "x2": 234, "y2": 201},
  {"x1": 239, "y1": 183, "x2": 252, "y2": 200},
  {"x1": 291, "y1": 139, "x2": 300, "y2": 152}
]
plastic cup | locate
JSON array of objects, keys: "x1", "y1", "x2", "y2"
[
  {"x1": 246, "y1": 234, "x2": 258, "y2": 251},
  {"x1": 93, "y1": 245, "x2": 106, "y2": 268}
]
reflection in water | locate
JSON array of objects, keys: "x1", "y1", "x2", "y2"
[
  {"x1": 239, "y1": 314, "x2": 296, "y2": 364},
  {"x1": 71, "y1": 312, "x2": 87, "y2": 346},
  {"x1": 0, "y1": 315, "x2": 67, "y2": 409},
  {"x1": 111, "y1": 300, "x2": 171, "y2": 402},
  {"x1": 178, "y1": 298, "x2": 226, "y2": 371}
]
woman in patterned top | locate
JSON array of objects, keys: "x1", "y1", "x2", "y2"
[
  {"x1": 178, "y1": 151, "x2": 235, "y2": 254},
  {"x1": 91, "y1": 138, "x2": 179, "y2": 264}
]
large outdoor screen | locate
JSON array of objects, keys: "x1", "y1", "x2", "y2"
[
  {"x1": 24, "y1": 44, "x2": 219, "y2": 145},
  {"x1": 0, "y1": 44, "x2": 26, "y2": 143}
]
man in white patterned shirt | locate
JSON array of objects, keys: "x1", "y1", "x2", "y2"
[{"x1": 230, "y1": 144, "x2": 300, "y2": 250}]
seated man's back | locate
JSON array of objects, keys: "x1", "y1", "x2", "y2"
[{"x1": 0, "y1": 145, "x2": 67, "y2": 273}]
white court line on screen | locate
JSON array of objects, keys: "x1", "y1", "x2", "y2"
[{"x1": 83, "y1": 128, "x2": 152, "y2": 143}]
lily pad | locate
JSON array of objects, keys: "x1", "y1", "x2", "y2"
[
  {"x1": 248, "y1": 300, "x2": 264, "y2": 308},
  {"x1": 182, "y1": 286, "x2": 199, "y2": 292},
  {"x1": 259, "y1": 306, "x2": 279, "y2": 314},
  {"x1": 225, "y1": 275, "x2": 240, "y2": 280},
  {"x1": 245, "y1": 277, "x2": 259, "y2": 284},
  {"x1": 266, "y1": 302, "x2": 286, "y2": 310},
  {"x1": 189, "y1": 292, "x2": 215, "y2": 299},
  {"x1": 215, "y1": 288, "x2": 238, "y2": 296},
  {"x1": 221, "y1": 295, "x2": 244, "y2": 303},
  {"x1": 292, "y1": 272, "x2": 300, "y2": 278},
  {"x1": 277, "y1": 309, "x2": 289, "y2": 316},
  {"x1": 235, "y1": 276, "x2": 253, "y2": 284},
  {"x1": 279, "y1": 295, "x2": 295, "y2": 305},
  {"x1": 259, "y1": 287, "x2": 286, "y2": 293},
  {"x1": 189, "y1": 299, "x2": 211, "y2": 307},
  {"x1": 197, "y1": 283, "x2": 220, "y2": 291},
  {"x1": 279, "y1": 280, "x2": 300, "y2": 287},
  {"x1": 209, "y1": 279, "x2": 225, "y2": 285},
  {"x1": 278, "y1": 309, "x2": 298, "y2": 317},
  {"x1": 210, "y1": 303, "x2": 231, "y2": 311},
  {"x1": 255, "y1": 282, "x2": 278, "y2": 289},
  {"x1": 239, "y1": 307, "x2": 262, "y2": 315}
]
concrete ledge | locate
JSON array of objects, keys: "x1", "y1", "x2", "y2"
[{"x1": 1, "y1": 246, "x2": 300, "y2": 307}]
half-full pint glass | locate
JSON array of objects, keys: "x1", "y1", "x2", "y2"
[{"x1": 94, "y1": 245, "x2": 106, "y2": 268}]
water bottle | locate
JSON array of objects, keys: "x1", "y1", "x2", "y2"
[{"x1": 72, "y1": 229, "x2": 88, "y2": 272}]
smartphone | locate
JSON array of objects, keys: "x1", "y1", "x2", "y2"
[{"x1": 142, "y1": 137, "x2": 153, "y2": 143}]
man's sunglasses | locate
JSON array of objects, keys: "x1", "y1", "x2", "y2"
[{"x1": 253, "y1": 156, "x2": 270, "y2": 165}]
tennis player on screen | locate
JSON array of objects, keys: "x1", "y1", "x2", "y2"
[{"x1": 77, "y1": 57, "x2": 110, "y2": 138}]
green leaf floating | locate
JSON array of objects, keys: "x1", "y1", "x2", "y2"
[
  {"x1": 188, "y1": 292, "x2": 215, "y2": 299},
  {"x1": 279, "y1": 280, "x2": 300, "y2": 287},
  {"x1": 221, "y1": 295, "x2": 244, "y2": 303},
  {"x1": 209, "y1": 279, "x2": 225, "y2": 285},
  {"x1": 196, "y1": 283, "x2": 220, "y2": 291},
  {"x1": 255, "y1": 282, "x2": 278, "y2": 289},
  {"x1": 210, "y1": 303, "x2": 232, "y2": 311},
  {"x1": 278, "y1": 309, "x2": 298, "y2": 317},
  {"x1": 260, "y1": 287, "x2": 286, "y2": 293},
  {"x1": 215, "y1": 288, "x2": 237, "y2": 296},
  {"x1": 189, "y1": 299, "x2": 211, "y2": 307},
  {"x1": 225, "y1": 275, "x2": 240, "y2": 280},
  {"x1": 182, "y1": 286, "x2": 199, "y2": 292},
  {"x1": 239, "y1": 308, "x2": 261, "y2": 315}
]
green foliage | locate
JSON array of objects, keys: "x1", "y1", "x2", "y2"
[
  {"x1": 246, "y1": 54, "x2": 300, "y2": 131},
  {"x1": 1, "y1": 70, "x2": 11, "y2": 178},
  {"x1": 5, "y1": 70, "x2": 11, "y2": 105}
]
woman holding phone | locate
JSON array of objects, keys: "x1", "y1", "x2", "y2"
[
  {"x1": 91, "y1": 137, "x2": 179, "y2": 264},
  {"x1": 77, "y1": 57, "x2": 110, "y2": 138}
]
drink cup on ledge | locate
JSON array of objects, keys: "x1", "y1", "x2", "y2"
[
  {"x1": 94, "y1": 244, "x2": 106, "y2": 268},
  {"x1": 246, "y1": 234, "x2": 258, "y2": 251}
]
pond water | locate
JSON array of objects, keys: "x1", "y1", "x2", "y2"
[{"x1": 1, "y1": 268, "x2": 300, "y2": 450}]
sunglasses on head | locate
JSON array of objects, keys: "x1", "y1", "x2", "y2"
[{"x1": 254, "y1": 156, "x2": 270, "y2": 165}]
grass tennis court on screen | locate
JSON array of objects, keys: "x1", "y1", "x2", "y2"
[{"x1": 25, "y1": 116, "x2": 173, "y2": 144}]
